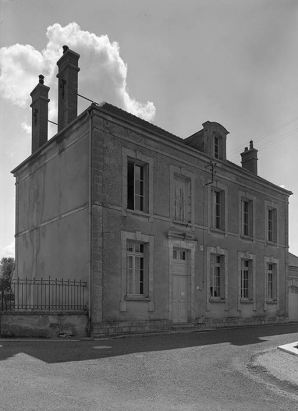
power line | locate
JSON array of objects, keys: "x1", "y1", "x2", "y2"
[
  {"x1": 229, "y1": 127, "x2": 298, "y2": 163},
  {"x1": 227, "y1": 116, "x2": 298, "y2": 158}
]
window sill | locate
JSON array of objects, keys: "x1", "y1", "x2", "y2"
[
  {"x1": 266, "y1": 241, "x2": 277, "y2": 246},
  {"x1": 125, "y1": 295, "x2": 151, "y2": 302},
  {"x1": 266, "y1": 300, "x2": 278, "y2": 304},
  {"x1": 210, "y1": 228, "x2": 226, "y2": 235},
  {"x1": 173, "y1": 220, "x2": 192, "y2": 227},
  {"x1": 240, "y1": 235, "x2": 254, "y2": 241},
  {"x1": 209, "y1": 298, "x2": 226, "y2": 303},
  {"x1": 240, "y1": 299, "x2": 254, "y2": 304},
  {"x1": 126, "y1": 209, "x2": 151, "y2": 218}
]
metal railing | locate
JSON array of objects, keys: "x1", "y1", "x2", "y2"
[{"x1": 0, "y1": 277, "x2": 87, "y2": 312}]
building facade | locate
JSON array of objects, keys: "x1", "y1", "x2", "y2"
[
  {"x1": 12, "y1": 47, "x2": 292, "y2": 336},
  {"x1": 288, "y1": 252, "x2": 298, "y2": 321}
]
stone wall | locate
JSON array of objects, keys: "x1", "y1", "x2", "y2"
[
  {"x1": 0, "y1": 312, "x2": 89, "y2": 338},
  {"x1": 91, "y1": 316, "x2": 288, "y2": 337}
]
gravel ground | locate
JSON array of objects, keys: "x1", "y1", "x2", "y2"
[{"x1": 253, "y1": 347, "x2": 298, "y2": 388}]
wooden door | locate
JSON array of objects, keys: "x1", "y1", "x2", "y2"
[{"x1": 172, "y1": 248, "x2": 188, "y2": 323}]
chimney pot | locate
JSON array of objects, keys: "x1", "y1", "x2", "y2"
[
  {"x1": 63, "y1": 45, "x2": 69, "y2": 54},
  {"x1": 39, "y1": 74, "x2": 44, "y2": 84}
]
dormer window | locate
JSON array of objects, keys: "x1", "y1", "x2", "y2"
[
  {"x1": 213, "y1": 133, "x2": 222, "y2": 159},
  {"x1": 183, "y1": 121, "x2": 229, "y2": 161},
  {"x1": 214, "y1": 135, "x2": 219, "y2": 158}
]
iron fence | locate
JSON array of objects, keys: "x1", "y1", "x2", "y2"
[{"x1": 0, "y1": 277, "x2": 87, "y2": 312}]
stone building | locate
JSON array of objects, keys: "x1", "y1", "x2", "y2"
[
  {"x1": 11, "y1": 47, "x2": 292, "y2": 336},
  {"x1": 288, "y1": 252, "x2": 298, "y2": 321}
]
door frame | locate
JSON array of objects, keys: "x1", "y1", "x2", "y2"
[
  {"x1": 167, "y1": 231, "x2": 197, "y2": 323},
  {"x1": 172, "y1": 249, "x2": 189, "y2": 323}
]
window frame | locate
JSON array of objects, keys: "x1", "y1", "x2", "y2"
[
  {"x1": 212, "y1": 131, "x2": 223, "y2": 159},
  {"x1": 241, "y1": 199, "x2": 252, "y2": 237},
  {"x1": 240, "y1": 259, "x2": 252, "y2": 300},
  {"x1": 127, "y1": 160, "x2": 147, "y2": 213},
  {"x1": 206, "y1": 246, "x2": 228, "y2": 309},
  {"x1": 214, "y1": 135, "x2": 219, "y2": 159},
  {"x1": 267, "y1": 263, "x2": 274, "y2": 300},
  {"x1": 265, "y1": 201, "x2": 278, "y2": 245},
  {"x1": 264, "y1": 257, "x2": 279, "y2": 307},
  {"x1": 211, "y1": 189, "x2": 225, "y2": 231},
  {"x1": 208, "y1": 182, "x2": 228, "y2": 234},
  {"x1": 210, "y1": 254, "x2": 225, "y2": 299},
  {"x1": 170, "y1": 166, "x2": 195, "y2": 229},
  {"x1": 237, "y1": 252, "x2": 256, "y2": 310},
  {"x1": 239, "y1": 191, "x2": 255, "y2": 240},
  {"x1": 122, "y1": 148, "x2": 153, "y2": 221},
  {"x1": 120, "y1": 231, "x2": 154, "y2": 312},
  {"x1": 173, "y1": 173, "x2": 191, "y2": 223},
  {"x1": 126, "y1": 241, "x2": 147, "y2": 297}
]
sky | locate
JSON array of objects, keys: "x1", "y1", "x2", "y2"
[{"x1": 0, "y1": 0, "x2": 298, "y2": 258}]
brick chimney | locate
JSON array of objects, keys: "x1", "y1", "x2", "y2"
[
  {"x1": 30, "y1": 75, "x2": 50, "y2": 154},
  {"x1": 56, "y1": 45, "x2": 80, "y2": 132},
  {"x1": 241, "y1": 140, "x2": 258, "y2": 175}
]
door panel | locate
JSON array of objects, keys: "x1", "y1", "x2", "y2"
[{"x1": 172, "y1": 248, "x2": 188, "y2": 323}]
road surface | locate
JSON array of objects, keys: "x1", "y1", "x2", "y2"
[{"x1": 0, "y1": 324, "x2": 297, "y2": 410}]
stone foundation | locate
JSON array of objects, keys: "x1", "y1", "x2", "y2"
[
  {"x1": 0, "y1": 312, "x2": 89, "y2": 338},
  {"x1": 92, "y1": 319, "x2": 170, "y2": 337},
  {"x1": 0, "y1": 314, "x2": 288, "y2": 339},
  {"x1": 92, "y1": 315, "x2": 288, "y2": 337},
  {"x1": 197, "y1": 315, "x2": 288, "y2": 329}
]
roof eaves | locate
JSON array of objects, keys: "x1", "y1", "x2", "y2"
[
  {"x1": 95, "y1": 102, "x2": 183, "y2": 143},
  {"x1": 226, "y1": 160, "x2": 293, "y2": 196}
]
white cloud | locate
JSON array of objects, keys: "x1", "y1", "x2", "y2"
[
  {"x1": 21, "y1": 121, "x2": 31, "y2": 134},
  {"x1": 1, "y1": 242, "x2": 15, "y2": 259},
  {"x1": 0, "y1": 22, "x2": 156, "y2": 123},
  {"x1": 0, "y1": 43, "x2": 44, "y2": 108}
]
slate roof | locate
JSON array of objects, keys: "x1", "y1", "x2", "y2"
[
  {"x1": 289, "y1": 252, "x2": 298, "y2": 267},
  {"x1": 97, "y1": 102, "x2": 183, "y2": 143}
]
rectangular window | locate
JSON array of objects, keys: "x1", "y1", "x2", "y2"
[
  {"x1": 127, "y1": 161, "x2": 148, "y2": 212},
  {"x1": 174, "y1": 175, "x2": 191, "y2": 223},
  {"x1": 214, "y1": 136, "x2": 219, "y2": 159},
  {"x1": 241, "y1": 260, "x2": 249, "y2": 298},
  {"x1": 267, "y1": 263, "x2": 273, "y2": 300},
  {"x1": 241, "y1": 199, "x2": 253, "y2": 237},
  {"x1": 210, "y1": 254, "x2": 225, "y2": 299},
  {"x1": 266, "y1": 263, "x2": 277, "y2": 301},
  {"x1": 212, "y1": 189, "x2": 225, "y2": 230},
  {"x1": 267, "y1": 208, "x2": 277, "y2": 243},
  {"x1": 240, "y1": 259, "x2": 253, "y2": 300},
  {"x1": 126, "y1": 241, "x2": 148, "y2": 296},
  {"x1": 173, "y1": 249, "x2": 187, "y2": 261}
]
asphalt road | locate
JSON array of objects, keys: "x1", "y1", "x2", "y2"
[{"x1": 0, "y1": 324, "x2": 297, "y2": 410}]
